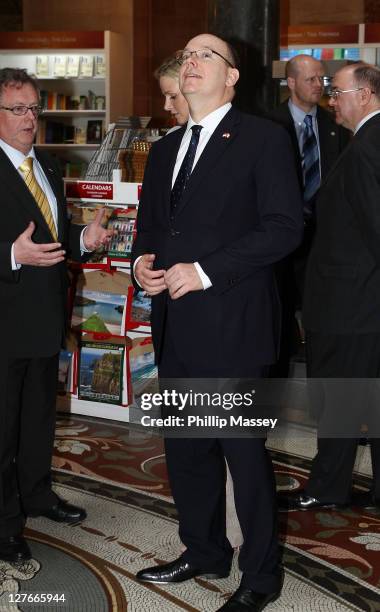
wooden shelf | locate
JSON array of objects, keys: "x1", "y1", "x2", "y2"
[
  {"x1": 42, "y1": 110, "x2": 106, "y2": 116},
  {"x1": 37, "y1": 143, "x2": 99, "y2": 149},
  {"x1": 38, "y1": 77, "x2": 105, "y2": 81}
]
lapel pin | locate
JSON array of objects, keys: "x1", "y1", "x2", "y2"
[
  {"x1": 331, "y1": 131, "x2": 336, "y2": 136},
  {"x1": 222, "y1": 132, "x2": 231, "y2": 139}
]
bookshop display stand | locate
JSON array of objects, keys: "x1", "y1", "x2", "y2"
[
  {"x1": 0, "y1": 31, "x2": 131, "y2": 176},
  {"x1": 57, "y1": 172, "x2": 157, "y2": 423}
]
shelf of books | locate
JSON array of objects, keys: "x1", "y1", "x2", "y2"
[
  {"x1": 274, "y1": 22, "x2": 380, "y2": 80},
  {"x1": 58, "y1": 173, "x2": 157, "y2": 422},
  {"x1": 0, "y1": 30, "x2": 132, "y2": 176}
]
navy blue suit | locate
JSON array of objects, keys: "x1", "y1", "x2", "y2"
[{"x1": 132, "y1": 107, "x2": 303, "y2": 591}]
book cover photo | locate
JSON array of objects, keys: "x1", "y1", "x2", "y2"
[
  {"x1": 71, "y1": 289, "x2": 127, "y2": 336},
  {"x1": 78, "y1": 342, "x2": 124, "y2": 404}
]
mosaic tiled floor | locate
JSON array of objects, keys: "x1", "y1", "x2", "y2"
[{"x1": 1, "y1": 414, "x2": 379, "y2": 611}]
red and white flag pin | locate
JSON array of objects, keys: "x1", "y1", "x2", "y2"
[{"x1": 222, "y1": 132, "x2": 231, "y2": 138}]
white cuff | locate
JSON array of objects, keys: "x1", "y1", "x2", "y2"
[
  {"x1": 80, "y1": 226, "x2": 92, "y2": 253},
  {"x1": 11, "y1": 244, "x2": 21, "y2": 270},
  {"x1": 194, "y1": 261, "x2": 212, "y2": 290},
  {"x1": 133, "y1": 256, "x2": 144, "y2": 288}
]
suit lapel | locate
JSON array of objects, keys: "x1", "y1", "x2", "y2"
[
  {"x1": 176, "y1": 107, "x2": 240, "y2": 216},
  {"x1": 0, "y1": 148, "x2": 51, "y2": 235},
  {"x1": 317, "y1": 107, "x2": 340, "y2": 180},
  {"x1": 162, "y1": 126, "x2": 186, "y2": 221}
]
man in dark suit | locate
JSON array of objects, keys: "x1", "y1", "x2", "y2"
[
  {"x1": 0, "y1": 68, "x2": 110, "y2": 563},
  {"x1": 284, "y1": 63, "x2": 380, "y2": 511},
  {"x1": 132, "y1": 34, "x2": 303, "y2": 611},
  {"x1": 269, "y1": 55, "x2": 350, "y2": 375}
]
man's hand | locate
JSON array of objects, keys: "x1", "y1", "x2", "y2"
[
  {"x1": 13, "y1": 221, "x2": 65, "y2": 266},
  {"x1": 165, "y1": 263, "x2": 203, "y2": 299},
  {"x1": 83, "y1": 208, "x2": 113, "y2": 251},
  {"x1": 135, "y1": 254, "x2": 167, "y2": 296}
]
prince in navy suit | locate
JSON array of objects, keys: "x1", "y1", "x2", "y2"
[{"x1": 132, "y1": 34, "x2": 303, "y2": 611}]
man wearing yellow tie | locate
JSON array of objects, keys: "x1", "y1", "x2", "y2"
[{"x1": 0, "y1": 68, "x2": 110, "y2": 563}]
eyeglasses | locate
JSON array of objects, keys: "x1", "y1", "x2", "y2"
[
  {"x1": 176, "y1": 48, "x2": 235, "y2": 69},
  {"x1": 0, "y1": 104, "x2": 43, "y2": 117},
  {"x1": 328, "y1": 88, "x2": 364, "y2": 101}
]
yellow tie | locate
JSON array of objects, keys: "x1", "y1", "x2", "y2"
[{"x1": 19, "y1": 157, "x2": 58, "y2": 241}]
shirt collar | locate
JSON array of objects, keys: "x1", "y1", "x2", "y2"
[
  {"x1": 354, "y1": 110, "x2": 380, "y2": 134},
  {"x1": 0, "y1": 138, "x2": 35, "y2": 169},
  {"x1": 185, "y1": 102, "x2": 232, "y2": 137},
  {"x1": 288, "y1": 99, "x2": 318, "y2": 124}
]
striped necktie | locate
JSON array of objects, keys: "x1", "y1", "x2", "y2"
[
  {"x1": 19, "y1": 157, "x2": 57, "y2": 241},
  {"x1": 302, "y1": 114, "x2": 320, "y2": 213},
  {"x1": 170, "y1": 124, "x2": 203, "y2": 218}
]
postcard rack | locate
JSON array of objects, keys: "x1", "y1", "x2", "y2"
[{"x1": 57, "y1": 173, "x2": 157, "y2": 422}]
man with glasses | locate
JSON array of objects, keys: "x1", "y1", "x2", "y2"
[
  {"x1": 0, "y1": 68, "x2": 110, "y2": 563},
  {"x1": 283, "y1": 63, "x2": 380, "y2": 511},
  {"x1": 132, "y1": 33, "x2": 303, "y2": 610},
  {"x1": 269, "y1": 55, "x2": 350, "y2": 376}
]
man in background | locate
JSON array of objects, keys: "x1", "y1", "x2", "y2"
[
  {"x1": 0, "y1": 68, "x2": 110, "y2": 563},
  {"x1": 132, "y1": 33, "x2": 303, "y2": 611},
  {"x1": 270, "y1": 55, "x2": 350, "y2": 375},
  {"x1": 284, "y1": 63, "x2": 380, "y2": 511}
]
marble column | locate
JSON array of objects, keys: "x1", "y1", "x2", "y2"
[{"x1": 208, "y1": 0, "x2": 280, "y2": 114}]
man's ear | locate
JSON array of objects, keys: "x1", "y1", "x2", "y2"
[
  {"x1": 226, "y1": 68, "x2": 239, "y2": 87},
  {"x1": 360, "y1": 87, "x2": 373, "y2": 106},
  {"x1": 287, "y1": 77, "x2": 295, "y2": 92}
]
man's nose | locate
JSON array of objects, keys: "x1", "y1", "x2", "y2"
[
  {"x1": 184, "y1": 51, "x2": 197, "y2": 66},
  {"x1": 25, "y1": 108, "x2": 37, "y2": 119}
]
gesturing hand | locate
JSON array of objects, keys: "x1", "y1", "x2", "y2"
[
  {"x1": 13, "y1": 221, "x2": 66, "y2": 267},
  {"x1": 83, "y1": 208, "x2": 113, "y2": 251},
  {"x1": 134, "y1": 254, "x2": 167, "y2": 296}
]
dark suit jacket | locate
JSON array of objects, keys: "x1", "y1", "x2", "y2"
[
  {"x1": 0, "y1": 147, "x2": 82, "y2": 358},
  {"x1": 269, "y1": 100, "x2": 351, "y2": 192},
  {"x1": 132, "y1": 107, "x2": 303, "y2": 371},
  {"x1": 303, "y1": 113, "x2": 380, "y2": 334}
]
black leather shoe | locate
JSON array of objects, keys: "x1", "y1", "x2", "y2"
[
  {"x1": 351, "y1": 491, "x2": 380, "y2": 509},
  {"x1": 217, "y1": 586, "x2": 280, "y2": 611},
  {"x1": 136, "y1": 556, "x2": 230, "y2": 584},
  {"x1": 278, "y1": 491, "x2": 346, "y2": 511},
  {"x1": 30, "y1": 499, "x2": 87, "y2": 523},
  {"x1": 0, "y1": 535, "x2": 32, "y2": 563}
]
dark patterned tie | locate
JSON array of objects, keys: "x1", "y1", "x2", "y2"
[
  {"x1": 302, "y1": 114, "x2": 320, "y2": 216},
  {"x1": 170, "y1": 124, "x2": 203, "y2": 218}
]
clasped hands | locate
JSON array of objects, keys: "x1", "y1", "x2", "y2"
[
  {"x1": 13, "y1": 209, "x2": 112, "y2": 267},
  {"x1": 135, "y1": 254, "x2": 203, "y2": 299}
]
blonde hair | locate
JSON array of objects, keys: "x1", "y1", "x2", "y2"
[{"x1": 154, "y1": 55, "x2": 180, "y2": 81}]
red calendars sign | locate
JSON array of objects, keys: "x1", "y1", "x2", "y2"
[{"x1": 66, "y1": 181, "x2": 113, "y2": 200}]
